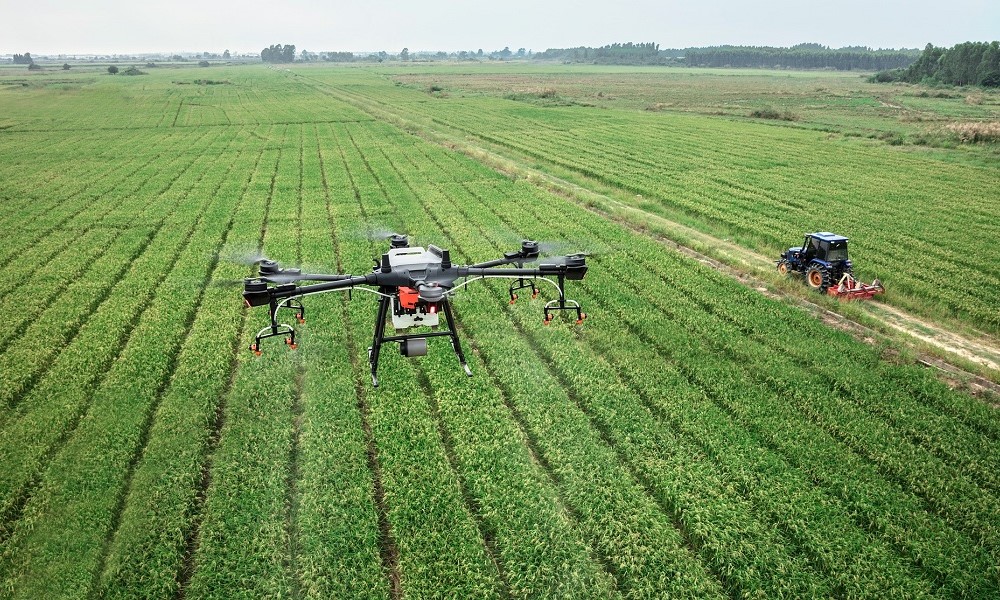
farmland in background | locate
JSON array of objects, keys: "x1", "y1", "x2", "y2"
[
  {"x1": 1, "y1": 63, "x2": 999, "y2": 599},
  {"x1": 315, "y1": 64, "x2": 1000, "y2": 336}
]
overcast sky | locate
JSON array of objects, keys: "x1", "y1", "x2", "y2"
[{"x1": 2, "y1": 0, "x2": 997, "y2": 56}]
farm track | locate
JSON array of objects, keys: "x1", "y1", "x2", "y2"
[{"x1": 296, "y1": 72, "x2": 1000, "y2": 389}]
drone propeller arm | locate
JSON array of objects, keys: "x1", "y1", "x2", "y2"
[
  {"x1": 459, "y1": 262, "x2": 587, "y2": 281},
  {"x1": 284, "y1": 274, "x2": 376, "y2": 298},
  {"x1": 244, "y1": 274, "x2": 375, "y2": 307}
]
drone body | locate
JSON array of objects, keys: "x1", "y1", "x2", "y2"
[{"x1": 243, "y1": 235, "x2": 588, "y2": 387}]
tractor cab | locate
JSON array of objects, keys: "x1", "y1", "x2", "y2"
[{"x1": 799, "y1": 232, "x2": 850, "y2": 266}]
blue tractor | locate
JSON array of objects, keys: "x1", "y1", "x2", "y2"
[{"x1": 777, "y1": 232, "x2": 883, "y2": 299}]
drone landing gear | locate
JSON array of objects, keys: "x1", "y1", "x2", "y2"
[
  {"x1": 367, "y1": 292, "x2": 470, "y2": 388},
  {"x1": 543, "y1": 273, "x2": 586, "y2": 325},
  {"x1": 508, "y1": 276, "x2": 539, "y2": 304},
  {"x1": 250, "y1": 297, "x2": 304, "y2": 354}
]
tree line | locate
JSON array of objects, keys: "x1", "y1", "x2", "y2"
[
  {"x1": 873, "y1": 42, "x2": 1000, "y2": 87},
  {"x1": 535, "y1": 42, "x2": 919, "y2": 70},
  {"x1": 682, "y1": 44, "x2": 918, "y2": 70},
  {"x1": 534, "y1": 43, "x2": 674, "y2": 65},
  {"x1": 260, "y1": 44, "x2": 296, "y2": 63}
]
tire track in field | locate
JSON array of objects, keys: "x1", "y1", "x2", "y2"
[
  {"x1": 313, "y1": 123, "x2": 397, "y2": 599},
  {"x1": 283, "y1": 126, "x2": 306, "y2": 600},
  {"x1": 89, "y1": 146, "x2": 255, "y2": 595},
  {"x1": 175, "y1": 136, "x2": 280, "y2": 600},
  {"x1": 450, "y1": 320, "x2": 623, "y2": 593},
  {"x1": 327, "y1": 126, "x2": 401, "y2": 599},
  {"x1": 412, "y1": 371, "x2": 513, "y2": 598}
]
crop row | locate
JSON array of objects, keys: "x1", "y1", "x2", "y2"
[
  {"x1": 0, "y1": 131, "x2": 224, "y2": 347},
  {"x1": 0, "y1": 127, "x2": 206, "y2": 271},
  {"x1": 96, "y1": 139, "x2": 274, "y2": 599},
  {"x1": 360, "y1": 125, "x2": 1000, "y2": 596},
  {"x1": 346, "y1": 121, "x2": 737, "y2": 597},
  {"x1": 0, "y1": 142, "x2": 262, "y2": 597}
]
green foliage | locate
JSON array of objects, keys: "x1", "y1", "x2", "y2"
[
  {"x1": 749, "y1": 106, "x2": 797, "y2": 120},
  {"x1": 12, "y1": 52, "x2": 32, "y2": 65},
  {"x1": 26, "y1": 63, "x2": 41, "y2": 71},
  {"x1": 885, "y1": 41, "x2": 1000, "y2": 87},
  {"x1": 685, "y1": 45, "x2": 919, "y2": 70},
  {"x1": 261, "y1": 43, "x2": 296, "y2": 63},
  {"x1": 107, "y1": 65, "x2": 118, "y2": 74}
]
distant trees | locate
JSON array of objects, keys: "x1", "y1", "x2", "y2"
[
  {"x1": 27, "y1": 63, "x2": 41, "y2": 71},
  {"x1": 223, "y1": 49, "x2": 231, "y2": 59},
  {"x1": 684, "y1": 45, "x2": 918, "y2": 70},
  {"x1": 12, "y1": 53, "x2": 32, "y2": 65},
  {"x1": 874, "y1": 42, "x2": 1000, "y2": 87},
  {"x1": 535, "y1": 42, "x2": 919, "y2": 70},
  {"x1": 107, "y1": 65, "x2": 119, "y2": 74},
  {"x1": 198, "y1": 60, "x2": 210, "y2": 67},
  {"x1": 535, "y1": 42, "x2": 666, "y2": 65},
  {"x1": 319, "y1": 51, "x2": 356, "y2": 62},
  {"x1": 260, "y1": 44, "x2": 296, "y2": 63},
  {"x1": 62, "y1": 63, "x2": 71, "y2": 70},
  {"x1": 400, "y1": 47, "x2": 409, "y2": 61}
]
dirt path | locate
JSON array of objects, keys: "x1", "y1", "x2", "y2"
[{"x1": 295, "y1": 72, "x2": 1000, "y2": 396}]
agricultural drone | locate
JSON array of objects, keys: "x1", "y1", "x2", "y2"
[{"x1": 242, "y1": 235, "x2": 588, "y2": 387}]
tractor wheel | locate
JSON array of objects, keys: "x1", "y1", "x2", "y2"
[
  {"x1": 806, "y1": 265, "x2": 830, "y2": 291},
  {"x1": 777, "y1": 260, "x2": 790, "y2": 275}
]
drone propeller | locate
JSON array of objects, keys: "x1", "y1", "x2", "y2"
[{"x1": 536, "y1": 252, "x2": 590, "y2": 267}]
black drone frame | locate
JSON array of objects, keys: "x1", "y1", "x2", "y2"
[{"x1": 243, "y1": 237, "x2": 588, "y2": 387}]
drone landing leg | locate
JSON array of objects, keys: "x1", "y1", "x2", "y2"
[
  {"x1": 250, "y1": 298, "x2": 297, "y2": 354},
  {"x1": 543, "y1": 274, "x2": 586, "y2": 325},
  {"x1": 441, "y1": 298, "x2": 472, "y2": 377},
  {"x1": 367, "y1": 293, "x2": 392, "y2": 388}
]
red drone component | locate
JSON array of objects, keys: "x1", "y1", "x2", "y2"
[{"x1": 398, "y1": 286, "x2": 420, "y2": 310}]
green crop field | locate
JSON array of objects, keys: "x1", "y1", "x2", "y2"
[{"x1": 1, "y1": 62, "x2": 999, "y2": 599}]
